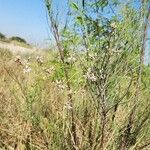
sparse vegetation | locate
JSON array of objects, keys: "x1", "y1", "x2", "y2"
[
  {"x1": 0, "y1": 33, "x2": 30, "y2": 48},
  {"x1": 10, "y1": 36, "x2": 27, "y2": 44},
  {"x1": 0, "y1": 0, "x2": 150, "y2": 150},
  {"x1": 0, "y1": 32, "x2": 6, "y2": 39}
]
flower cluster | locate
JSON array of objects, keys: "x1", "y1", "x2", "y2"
[
  {"x1": 99, "y1": 69, "x2": 105, "y2": 79},
  {"x1": 89, "y1": 53, "x2": 97, "y2": 60},
  {"x1": 85, "y1": 68, "x2": 97, "y2": 82},
  {"x1": 66, "y1": 55, "x2": 76, "y2": 64},
  {"x1": 14, "y1": 55, "x2": 30, "y2": 65},
  {"x1": 64, "y1": 101, "x2": 73, "y2": 110},
  {"x1": 14, "y1": 55, "x2": 32, "y2": 74},
  {"x1": 14, "y1": 55, "x2": 22, "y2": 64},
  {"x1": 110, "y1": 22, "x2": 117, "y2": 29},
  {"x1": 36, "y1": 56, "x2": 44, "y2": 65},
  {"x1": 55, "y1": 80, "x2": 65, "y2": 90},
  {"x1": 112, "y1": 49, "x2": 123, "y2": 53},
  {"x1": 45, "y1": 66, "x2": 55, "y2": 74},
  {"x1": 23, "y1": 65, "x2": 32, "y2": 74}
]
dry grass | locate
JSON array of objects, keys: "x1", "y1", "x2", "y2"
[{"x1": 0, "y1": 48, "x2": 149, "y2": 150}]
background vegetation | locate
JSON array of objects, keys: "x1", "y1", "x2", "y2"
[
  {"x1": 0, "y1": 33, "x2": 30, "y2": 47},
  {"x1": 0, "y1": 32, "x2": 6, "y2": 40}
]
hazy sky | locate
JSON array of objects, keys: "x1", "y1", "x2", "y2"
[{"x1": 0, "y1": 0, "x2": 68, "y2": 47}]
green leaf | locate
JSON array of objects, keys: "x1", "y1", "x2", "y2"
[
  {"x1": 70, "y1": 2, "x2": 79, "y2": 11},
  {"x1": 76, "y1": 16, "x2": 83, "y2": 25}
]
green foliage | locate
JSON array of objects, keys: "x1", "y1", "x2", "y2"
[
  {"x1": 10, "y1": 36, "x2": 27, "y2": 44},
  {"x1": 0, "y1": 32, "x2": 6, "y2": 39},
  {"x1": 70, "y1": 2, "x2": 79, "y2": 11}
]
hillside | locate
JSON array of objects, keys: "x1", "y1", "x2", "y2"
[
  {"x1": 0, "y1": 40, "x2": 37, "y2": 54},
  {"x1": 0, "y1": 33, "x2": 37, "y2": 54}
]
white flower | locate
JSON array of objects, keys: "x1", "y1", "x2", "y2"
[
  {"x1": 22, "y1": 59, "x2": 29, "y2": 66},
  {"x1": 89, "y1": 73, "x2": 97, "y2": 81},
  {"x1": 45, "y1": 66, "x2": 55, "y2": 74},
  {"x1": 81, "y1": 89, "x2": 86, "y2": 97},
  {"x1": 55, "y1": 80, "x2": 65, "y2": 90},
  {"x1": 110, "y1": 22, "x2": 117, "y2": 28},
  {"x1": 14, "y1": 55, "x2": 30, "y2": 67},
  {"x1": 36, "y1": 56, "x2": 44, "y2": 65},
  {"x1": 85, "y1": 68, "x2": 97, "y2": 82},
  {"x1": 112, "y1": 48, "x2": 122, "y2": 53},
  {"x1": 14, "y1": 55, "x2": 22, "y2": 64},
  {"x1": 64, "y1": 102, "x2": 73, "y2": 110},
  {"x1": 67, "y1": 55, "x2": 76, "y2": 64},
  {"x1": 23, "y1": 65, "x2": 32, "y2": 73},
  {"x1": 27, "y1": 57, "x2": 31, "y2": 62},
  {"x1": 89, "y1": 53, "x2": 95, "y2": 60},
  {"x1": 68, "y1": 89, "x2": 72, "y2": 94}
]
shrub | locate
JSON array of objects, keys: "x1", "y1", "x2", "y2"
[
  {"x1": 0, "y1": 32, "x2": 6, "y2": 39},
  {"x1": 10, "y1": 36, "x2": 27, "y2": 44}
]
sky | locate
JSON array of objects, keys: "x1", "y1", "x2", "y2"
[{"x1": 0, "y1": 0, "x2": 68, "y2": 47}]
